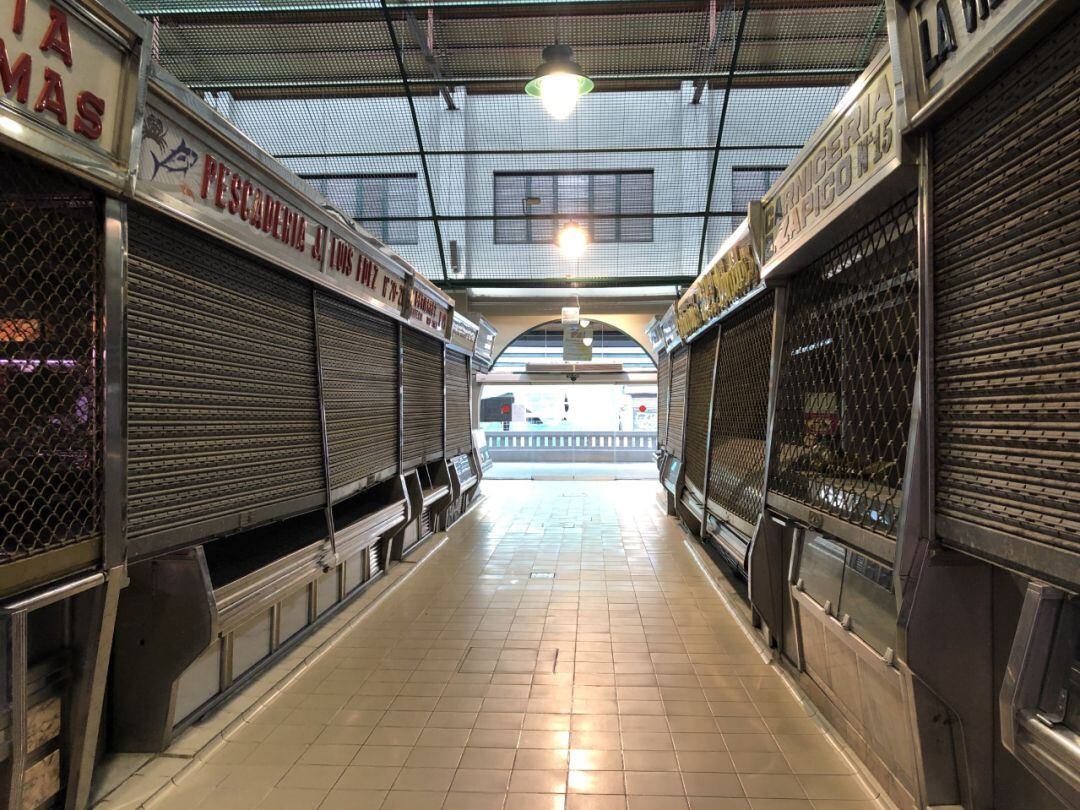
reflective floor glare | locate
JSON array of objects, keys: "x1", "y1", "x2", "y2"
[{"x1": 139, "y1": 481, "x2": 885, "y2": 810}]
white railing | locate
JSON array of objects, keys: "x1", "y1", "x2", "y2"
[{"x1": 485, "y1": 430, "x2": 657, "y2": 462}]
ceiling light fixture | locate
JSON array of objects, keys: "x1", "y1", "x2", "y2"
[
  {"x1": 557, "y1": 222, "x2": 589, "y2": 259},
  {"x1": 525, "y1": 44, "x2": 594, "y2": 120}
]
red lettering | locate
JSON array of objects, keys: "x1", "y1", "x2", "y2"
[
  {"x1": 312, "y1": 226, "x2": 324, "y2": 260},
  {"x1": 39, "y1": 7, "x2": 72, "y2": 68},
  {"x1": 239, "y1": 181, "x2": 253, "y2": 220},
  {"x1": 33, "y1": 67, "x2": 65, "y2": 125},
  {"x1": 262, "y1": 197, "x2": 278, "y2": 234},
  {"x1": 214, "y1": 164, "x2": 230, "y2": 209},
  {"x1": 228, "y1": 173, "x2": 243, "y2": 214},
  {"x1": 250, "y1": 189, "x2": 263, "y2": 228},
  {"x1": 295, "y1": 217, "x2": 306, "y2": 251},
  {"x1": 200, "y1": 155, "x2": 217, "y2": 199},
  {"x1": 73, "y1": 91, "x2": 104, "y2": 140},
  {"x1": 13, "y1": 0, "x2": 26, "y2": 35},
  {"x1": 0, "y1": 40, "x2": 31, "y2": 103}
]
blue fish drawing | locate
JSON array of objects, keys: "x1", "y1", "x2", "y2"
[{"x1": 151, "y1": 138, "x2": 199, "y2": 180}]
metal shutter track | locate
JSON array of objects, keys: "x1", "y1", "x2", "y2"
[
  {"x1": 315, "y1": 292, "x2": 399, "y2": 500},
  {"x1": 402, "y1": 330, "x2": 444, "y2": 468},
  {"x1": 683, "y1": 326, "x2": 718, "y2": 490},
  {"x1": 127, "y1": 210, "x2": 324, "y2": 552},
  {"x1": 933, "y1": 11, "x2": 1080, "y2": 579},
  {"x1": 666, "y1": 347, "x2": 689, "y2": 456},
  {"x1": 708, "y1": 292, "x2": 774, "y2": 527},
  {"x1": 445, "y1": 351, "x2": 472, "y2": 457},
  {"x1": 657, "y1": 350, "x2": 670, "y2": 449}
]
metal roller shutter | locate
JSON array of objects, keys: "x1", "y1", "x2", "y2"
[
  {"x1": 1, "y1": 153, "x2": 103, "y2": 573},
  {"x1": 933, "y1": 11, "x2": 1080, "y2": 584},
  {"x1": 683, "y1": 325, "x2": 718, "y2": 491},
  {"x1": 402, "y1": 329, "x2": 444, "y2": 468},
  {"x1": 666, "y1": 346, "x2": 689, "y2": 456},
  {"x1": 770, "y1": 195, "x2": 918, "y2": 542},
  {"x1": 127, "y1": 210, "x2": 324, "y2": 554},
  {"x1": 314, "y1": 291, "x2": 399, "y2": 502},
  {"x1": 708, "y1": 291, "x2": 774, "y2": 529},
  {"x1": 656, "y1": 349, "x2": 670, "y2": 450},
  {"x1": 445, "y1": 350, "x2": 472, "y2": 458}
]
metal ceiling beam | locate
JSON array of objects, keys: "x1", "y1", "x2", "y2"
[
  {"x1": 436, "y1": 276, "x2": 697, "y2": 289},
  {"x1": 691, "y1": 0, "x2": 718, "y2": 105},
  {"x1": 403, "y1": 10, "x2": 458, "y2": 110},
  {"x1": 326, "y1": 211, "x2": 744, "y2": 223},
  {"x1": 184, "y1": 67, "x2": 862, "y2": 93},
  {"x1": 697, "y1": 0, "x2": 751, "y2": 276},
  {"x1": 379, "y1": 0, "x2": 449, "y2": 283},
  {"x1": 279, "y1": 144, "x2": 805, "y2": 159}
]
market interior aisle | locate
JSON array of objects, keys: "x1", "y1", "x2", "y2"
[{"x1": 152, "y1": 481, "x2": 884, "y2": 810}]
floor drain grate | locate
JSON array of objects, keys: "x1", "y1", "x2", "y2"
[{"x1": 530, "y1": 572, "x2": 555, "y2": 579}]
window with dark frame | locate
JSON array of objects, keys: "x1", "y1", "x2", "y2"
[
  {"x1": 304, "y1": 173, "x2": 419, "y2": 245},
  {"x1": 730, "y1": 166, "x2": 785, "y2": 218},
  {"x1": 494, "y1": 170, "x2": 654, "y2": 245}
]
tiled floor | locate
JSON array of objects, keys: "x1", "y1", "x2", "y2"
[{"x1": 146, "y1": 481, "x2": 884, "y2": 810}]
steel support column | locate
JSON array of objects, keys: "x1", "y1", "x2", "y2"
[
  {"x1": 697, "y1": 0, "x2": 751, "y2": 275},
  {"x1": 380, "y1": 0, "x2": 451, "y2": 283}
]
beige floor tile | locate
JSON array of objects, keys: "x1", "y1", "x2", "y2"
[
  {"x1": 625, "y1": 770, "x2": 685, "y2": 795},
  {"x1": 380, "y1": 789, "x2": 448, "y2": 809},
  {"x1": 317, "y1": 788, "x2": 388, "y2": 809},
  {"x1": 336, "y1": 764, "x2": 401, "y2": 791},
  {"x1": 565, "y1": 794, "x2": 628, "y2": 810},
  {"x1": 503, "y1": 793, "x2": 566, "y2": 810},
  {"x1": 450, "y1": 768, "x2": 513, "y2": 792},
  {"x1": 568, "y1": 770, "x2": 625, "y2": 794},
  {"x1": 510, "y1": 769, "x2": 570, "y2": 793},
  {"x1": 443, "y1": 791, "x2": 507, "y2": 809},
  {"x1": 738, "y1": 775, "x2": 806, "y2": 799}
]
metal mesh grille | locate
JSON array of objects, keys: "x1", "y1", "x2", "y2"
[
  {"x1": 683, "y1": 325, "x2": 718, "y2": 491},
  {"x1": 445, "y1": 350, "x2": 472, "y2": 458},
  {"x1": 656, "y1": 349, "x2": 670, "y2": 450},
  {"x1": 127, "y1": 209, "x2": 325, "y2": 550},
  {"x1": 402, "y1": 329, "x2": 444, "y2": 467},
  {"x1": 770, "y1": 194, "x2": 918, "y2": 539},
  {"x1": 708, "y1": 290, "x2": 775, "y2": 528},
  {"x1": 933, "y1": 10, "x2": 1080, "y2": 572},
  {"x1": 666, "y1": 346, "x2": 689, "y2": 456},
  {"x1": 315, "y1": 291, "x2": 399, "y2": 499},
  {"x1": 1, "y1": 152, "x2": 103, "y2": 567},
  {"x1": 126, "y1": 0, "x2": 886, "y2": 284}
]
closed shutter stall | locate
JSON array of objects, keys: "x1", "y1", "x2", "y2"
[
  {"x1": 683, "y1": 326, "x2": 718, "y2": 491},
  {"x1": 402, "y1": 329, "x2": 444, "y2": 468},
  {"x1": 315, "y1": 291, "x2": 399, "y2": 502},
  {"x1": 769, "y1": 195, "x2": 918, "y2": 542},
  {"x1": 126, "y1": 210, "x2": 324, "y2": 554},
  {"x1": 656, "y1": 349, "x2": 670, "y2": 449},
  {"x1": 708, "y1": 291, "x2": 775, "y2": 530},
  {"x1": 933, "y1": 11, "x2": 1080, "y2": 584},
  {"x1": 666, "y1": 346, "x2": 689, "y2": 455},
  {"x1": 1, "y1": 152, "x2": 103, "y2": 571},
  {"x1": 445, "y1": 350, "x2": 472, "y2": 457}
]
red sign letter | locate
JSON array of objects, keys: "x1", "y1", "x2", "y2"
[
  {"x1": 12, "y1": 0, "x2": 26, "y2": 35},
  {"x1": 39, "y1": 7, "x2": 72, "y2": 68},
  {"x1": 74, "y1": 91, "x2": 104, "y2": 140},
  {"x1": 33, "y1": 68, "x2": 66, "y2": 125},
  {"x1": 200, "y1": 155, "x2": 217, "y2": 199},
  {"x1": 0, "y1": 40, "x2": 31, "y2": 103}
]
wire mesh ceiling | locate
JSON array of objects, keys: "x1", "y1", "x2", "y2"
[{"x1": 127, "y1": 0, "x2": 888, "y2": 287}]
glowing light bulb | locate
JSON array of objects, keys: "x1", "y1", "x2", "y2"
[
  {"x1": 538, "y1": 72, "x2": 583, "y2": 120},
  {"x1": 558, "y1": 223, "x2": 588, "y2": 259}
]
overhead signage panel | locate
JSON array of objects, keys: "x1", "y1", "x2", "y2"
[
  {"x1": 0, "y1": 0, "x2": 146, "y2": 188},
  {"x1": 450, "y1": 313, "x2": 479, "y2": 355},
  {"x1": 756, "y1": 54, "x2": 913, "y2": 279},
  {"x1": 889, "y1": 0, "x2": 1065, "y2": 129},
  {"x1": 407, "y1": 276, "x2": 451, "y2": 340},
  {"x1": 676, "y1": 221, "x2": 760, "y2": 340},
  {"x1": 137, "y1": 72, "x2": 417, "y2": 321}
]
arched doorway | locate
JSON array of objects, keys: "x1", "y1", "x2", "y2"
[{"x1": 479, "y1": 320, "x2": 658, "y2": 479}]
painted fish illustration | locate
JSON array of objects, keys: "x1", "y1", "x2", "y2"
[{"x1": 151, "y1": 138, "x2": 199, "y2": 180}]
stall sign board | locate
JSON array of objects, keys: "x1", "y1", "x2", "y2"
[
  {"x1": 138, "y1": 86, "x2": 413, "y2": 320},
  {"x1": 890, "y1": 0, "x2": 1063, "y2": 129},
  {"x1": 324, "y1": 227, "x2": 407, "y2": 315},
  {"x1": 450, "y1": 313, "x2": 479, "y2": 354},
  {"x1": 758, "y1": 55, "x2": 905, "y2": 279},
  {"x1": 676, "y1": 221, "x2": 760, "y2": 340},
  {"x1": 474, "y1": 317, "x2": 496, "y2": 364},
  {"x1": 408, "y1": 280, "x2": 450, "y2": 339},
  {"x1": 0, "y1": 0, "x2": 143, "y2": 178}
]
